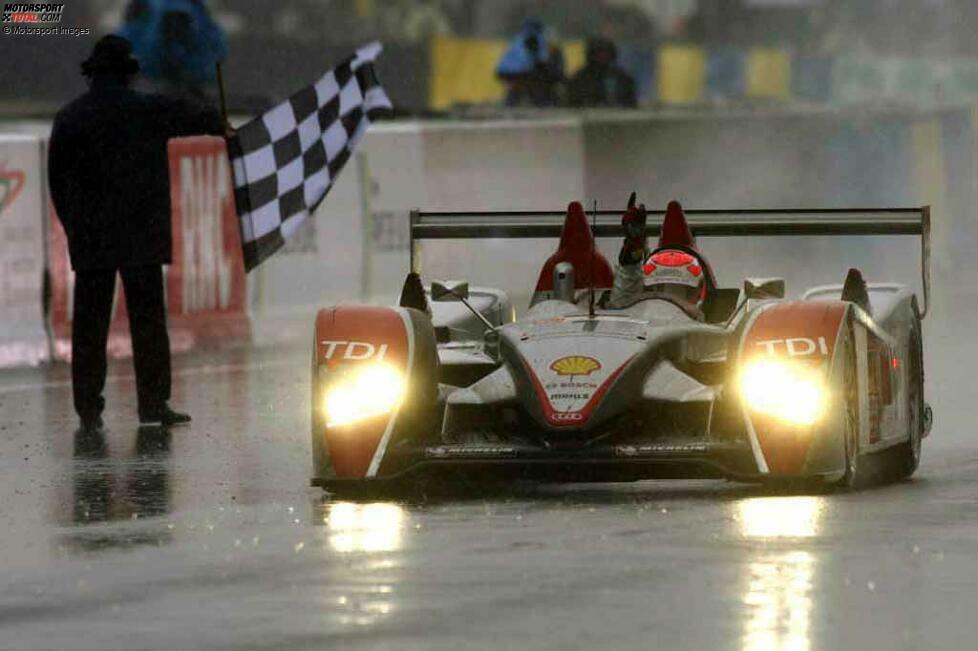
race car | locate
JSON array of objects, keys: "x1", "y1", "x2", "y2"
[{"x1": 310, "y1": 199, "x2": 932, "y2": 491}]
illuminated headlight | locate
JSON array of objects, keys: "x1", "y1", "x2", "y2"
[
  {"x1": 323, "y1": 363, "x2": 406, "y2": 427},
  {"x1": 739, "y1": 359, "x2": 825, "y2": 426}
]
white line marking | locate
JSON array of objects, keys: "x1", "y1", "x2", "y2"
[
  {"x1": 738, "y1": 304, "x2": 773, "y2": 474},
  {"x1": 367, "y1": 308, "x2": 415, "y2": 478}
]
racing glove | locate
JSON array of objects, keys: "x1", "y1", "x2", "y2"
[{"x1": 619, "y1": 191, "x2": 648, "y2": 266}]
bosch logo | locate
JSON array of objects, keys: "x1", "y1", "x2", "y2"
[
  {"x1": 552, "y1": 412, "x2": 585, "y2": 423},
  {"x1": 320, "y1": 340, "x2": 389, "y2": 361},
  {"x1": 755, "y1": 336, "x2": 829, "y2": 357}
]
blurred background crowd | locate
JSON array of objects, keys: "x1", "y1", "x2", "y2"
[
  {"x1": 81, "y1": 0, "x2": 978, "y2": 55},
  {"x1": 6, "y1": 0, "x2": 978, "y2": 115}
]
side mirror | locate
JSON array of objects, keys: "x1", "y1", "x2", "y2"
[
  {"x1": 744, "y1": 277, "x2": 785, "y2": 300},
  {"x1": 552, "y1": 261, "x2": 575, "y2": 303},
  {"x1": 431, "y1": 280, "x2": 470, "y2": 302}
]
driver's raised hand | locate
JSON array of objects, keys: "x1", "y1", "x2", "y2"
[{"x1": 620, "y1": 191, "x2": 648, "y2": 266}]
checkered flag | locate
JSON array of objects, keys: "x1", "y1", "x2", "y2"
[{"x1": 228, "y1": 42, "x2": 392, "y2": 271}]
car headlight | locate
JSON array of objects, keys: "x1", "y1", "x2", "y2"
[
  {"x1": 322, "y1": 363, "x2": 407, "y2": 427},
  {"x1": 739, "y1": 359, "x2": 825, "y2": 426}
]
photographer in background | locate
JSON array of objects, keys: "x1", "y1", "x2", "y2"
[
  {"x1": 567, "y1": 36, "x2": 637, "y2": 108},
  {"x1": 119, "y1": 0, "x2": 226, "y2": 99},
  {"x1": 496, "y1": 18, "x2": 566, "y2": 107}
]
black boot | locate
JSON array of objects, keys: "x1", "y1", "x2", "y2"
[
  {"x1": 79, "y1": 415, "x2": 104, "y2": 435},
  {"x1": 139, "y1": 404, "x2": 191, "y2": 428}
]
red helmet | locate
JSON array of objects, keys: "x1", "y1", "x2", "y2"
[{"x1": 642, "y1": 249, "x2": 707, "y2": 308}]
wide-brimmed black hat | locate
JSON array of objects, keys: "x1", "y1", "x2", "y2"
[{"x1": 81, "y1": 35, "x2": 140, "y2": 77}]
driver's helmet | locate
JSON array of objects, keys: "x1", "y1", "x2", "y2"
[{"x1": 642, "y1": 249, "x2": 707, "y2": 308}]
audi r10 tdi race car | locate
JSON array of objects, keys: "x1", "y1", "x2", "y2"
[{"x1": 310, "y1": 199, "x2": 932, "y2": 492}]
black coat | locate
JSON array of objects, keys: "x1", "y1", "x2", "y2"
[
  {"x1": 48, "y1": 77, "x2": 224, "y2": 270},
  {"x1": 567, "y1": 64, "x2": 638, "y2": 109}
]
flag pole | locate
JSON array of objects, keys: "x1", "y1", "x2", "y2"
[{"x1": 216, "y1": 61, "x2": 231, "y2": 132}]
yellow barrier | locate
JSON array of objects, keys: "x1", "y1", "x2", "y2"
[
  {"x1": 429, "y1": 37, "x2": 507, "y2": 110},
  {"x1": 429, "y1": 37, "x2": 585, "y2": 110},
  {"x1": 563, "y1": 40, "x2": 585, "y2": 77},
  {"x1": 429, "y1": 39, "x2": 794, "y2": 107},
  {"x1": 746, "y1": 48, "x2": 791, "y2": 100},
  {"x1": 658, "y1": 44, "x2": 706, "y2": 104}
]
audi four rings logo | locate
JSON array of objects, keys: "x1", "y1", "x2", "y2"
[
  {"x1": 754, "y1": 337, "x2": 830, "y2": 357},
  {"x1": 320, "y1": 340, "x2": 389, "y2": 361},
  {"x1": 552, "y1": 412, "x2": 584, "y2": 422}
]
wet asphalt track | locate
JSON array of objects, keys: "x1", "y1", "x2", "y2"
[{"x1": 1, "y1": 343, "x2": 978, "y2": 651}]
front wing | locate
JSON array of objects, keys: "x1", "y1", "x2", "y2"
[{"x1": 312, "y1": 436, "x2": 788, "y2": 489}]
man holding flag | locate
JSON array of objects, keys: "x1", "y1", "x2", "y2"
[
  {"x1": 49, "y1": 35, "x2": 225, "y2": 433},
  {"x1": 51, "y1": 34, "x2": 392, "y2": 434}
]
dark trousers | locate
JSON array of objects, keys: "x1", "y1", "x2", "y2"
[{"x1": 72, "y1": 265, "x2": 171, "y2": 421}]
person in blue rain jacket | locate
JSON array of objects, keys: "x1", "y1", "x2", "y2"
[{"x1": 119, "y1": 0, "x2": 227, "y2": 98}]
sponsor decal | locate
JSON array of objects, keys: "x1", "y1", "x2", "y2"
[
  {"x1": 548, "y1": 393, "x2": 591, "y2": 401},
  {"x1": 545, "y1": 381, "x2": 599, "y2": 390},
  {"x1": 320, "y1": 340, "x2": 389, "y2": 361},
  {"x1": 2, "y1": 2, "x2": 64, "y2": 23},
  {"x1": 371, "y1": 211, "x2": 408, "y2": 251},
  {"x1": 616, "y1": 443, "x2": 709, "y2": 456},
  {"x1": 655, "y1": 267, "x2": 684, "y2": 278},
  {"x1": 178, "y1": 153, "x2": 234, "y2": 313},
  {"x1": 550, "y1": 355, "x2": 602, "y2": 377},
  {"x1": 426, "y1": 446, "x2": 518, "y2": 458},
  {"x1": 0, "y1": 165, "x2": 25, "y2": 217},
  {"x1": 551, "y1": 412, "x2": 585, "y2": 423},
  {"x1": 754, "y1": 337, "x2": 830, "y2": 357}
]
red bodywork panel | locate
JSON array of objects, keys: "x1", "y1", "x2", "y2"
[
  {"x1": 315, "y1": 306, "x2": 409, "y2": 478},
  {"x1": 658, "y1": 201, "x2": 696, "y2": 250},
  {"x1": 742, "y1": 301, "x2": 848, "y2": 475},
  {"x1": 535, "y1": 202, "x2": 615, "y2": 292}
]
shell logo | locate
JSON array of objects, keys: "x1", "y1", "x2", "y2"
[{"x1": 550, "y1": 356, "x2": 602, "y2": 376}]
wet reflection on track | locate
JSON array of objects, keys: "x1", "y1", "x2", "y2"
[
  {"x1": 63, "y1": 427, "x2": 173, "y2": 553},
  {"x1": 2, "y1": 346, "x2": 975, "y2": 650},
  {"x1": 738, "y1": 496, "x2": 824, "y2": 651},
  {"x1": 314, "y1": 501, "x2": 406, "y2": 627},
  {"x1": 322, "y1": 502, "x2": 406, "y2": 554}
]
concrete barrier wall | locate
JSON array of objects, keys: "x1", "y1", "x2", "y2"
[
  {"x1": 2, "y1": 107, "x2": 972, "y2": 365},
  {"x1": 0, "y1": 135, "x2": 48, "y2": 366}
]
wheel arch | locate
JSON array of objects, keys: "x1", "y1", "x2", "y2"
[
  {"x1": 310, "y1": 305, "x2": 438, "y2": 482},
  {"x1": 736, "y1": 299, "x2": 854, "y2": 478}
]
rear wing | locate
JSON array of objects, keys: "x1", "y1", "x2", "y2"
[{"x1": 409, "y1": 207, "x2": 931, "y2": 319}]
